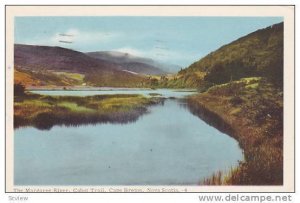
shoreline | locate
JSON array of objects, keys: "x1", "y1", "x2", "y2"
[
  {"x1": 15, "y1": 82, "x2": 282, "y2": 185},
  {"x1": 27, "y1": 86, "x2": 153, "y2": 91},
  {"x1": 186, "y1": 79, "x2": 283, "y2": 185},
  {"x1": 27, "y1": 86, "x2": 197, "y2": 92},
  {"x1": 14, "y1": 93, "x2": 165, "y2": 130}
]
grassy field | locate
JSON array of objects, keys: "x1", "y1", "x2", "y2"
[
  {"x1": 14, "y1": 68, "x2": 86, "y2": 87},
  {"x1": 188, "y1": 77, "x2": 283, "y2": 185},
  {"x1": 14, "y1": 93, "x2": 164, "y2": 130}
]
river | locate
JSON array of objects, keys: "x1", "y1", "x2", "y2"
[{"x1": 14, "y1": 89, "x2": 243, "y2": 185}]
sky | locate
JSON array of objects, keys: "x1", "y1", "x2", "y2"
[{"x1": 15, "y1": 16, "x2": 283, "y2": 68}]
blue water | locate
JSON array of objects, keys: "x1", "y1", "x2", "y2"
[
  {"x1": 14, "y1": 90, "x2": 243, "y2": 185},
  {"x1": 30, "y1": 88, "x2": 196, "y2": 98}
]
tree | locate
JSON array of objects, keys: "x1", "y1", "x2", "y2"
[
  {"x1": 150, "y1": 78, "x2": 158, "y2": 86},
  {"x1": 14, "y1": 83, "x2": 25, "y2": 96}
]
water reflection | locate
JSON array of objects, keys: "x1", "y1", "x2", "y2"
[
  {"x1": 186, "y1": 100, "x2": 236, "y2": 139},
  {"x1": 15, "y1": 99, "x2": 166, "y2": 131},
  {"x1": 15, "y1": 98, "x2": 243, "y2": 185}
]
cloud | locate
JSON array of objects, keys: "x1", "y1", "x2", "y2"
[
  {"x1": 114, "y1": 47, "x2": 144, "y2": 56},
  {"x1": 113, "y1": 46, "x2": 201, "y2": 66}
]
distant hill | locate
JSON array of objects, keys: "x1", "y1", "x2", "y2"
[
  {"x1": 14, "y1": 44, "x2": 146, "y2": 87},
  {"x1": 86, "y1": 51, "x2": 153, "y2": 66},
  {"x1": 175, "y1": 22, "x2": 283, "y2": 90},
  {"x1": 15, "y1": 44, "x2": 119, "y2": 73},
  {"x1": 86, "y1": 51, "x2": 179, "y2": 75}
]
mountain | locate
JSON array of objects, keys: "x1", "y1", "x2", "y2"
[
  {"x1": 15, "y1": 44, "x2": 121, "y2": 73},
  {"x1": 14, "y1": 44, "x2": 146, "y2": 87},
  {"x1": 86, "y1": 51, "x2": 178, "y2": 75},
  {"x1": 175, "y1": 22, "x2": 283, "y2": 90}
]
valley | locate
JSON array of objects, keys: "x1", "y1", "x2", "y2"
[{"x1": 14, "y1": 22, "x2": 284, "y2": 185}]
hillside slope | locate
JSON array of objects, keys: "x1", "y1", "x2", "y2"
[
  {"x1": 14, "y1": 44, "x2": 147, "y2": 87},
  {"x1": 15, "y1": 44, "x2": 117, "y2": 73},
  {"x1": 86, "y1": 51, "x2": 170, "y2": 75},
  {"x1": 184, "y1": 22, "x2": 284, "y2": 185},
  {"x1": 188, "y1": 77, "x2": 283, "y2": 185},
  {"x1": 176, "y1": 22, "x2": 283, "y2": 90}
]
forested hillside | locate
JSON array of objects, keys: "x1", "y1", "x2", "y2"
[{"x1": 176, "y1": 22, "x2": 283, "y2": 90}]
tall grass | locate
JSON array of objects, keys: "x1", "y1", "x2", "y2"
[
  {"x1": 14, "y1": 93, "x2": 164, "y2": 130},
  {"x1": 188, "y1": 78, "x2": 283, "y2": 185}
]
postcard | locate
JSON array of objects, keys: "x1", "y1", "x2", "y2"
[{"x1": 5, "y1": 5, "x2": 295, "y2": 192}]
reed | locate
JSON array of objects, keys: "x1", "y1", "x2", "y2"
[
  {"x1": 14, "y1": 93, "x2": 164, "y2": 130},
  {"x1": 189, "y1": 78, "x2": 283, "y2": 185}
]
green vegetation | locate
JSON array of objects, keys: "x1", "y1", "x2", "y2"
[
  {"x1": 148, "y1": 93, "x2": 163, "y2": 96},
  {"x1": 84, "y1": 70, "x2": 147, "y2": 87},
  {"x1": 13, "y1": 22, "x2": 284, "y2": 185},
  {"x1": 57, "y1": 102, "x2": 95, "y2": 113},
  {"x1": 177, "y1": 22, "x2": 283, "y2": 90},
  {"x1": 52, "y1": 71, "x2": 85, "y2": 85},
  {"x1": 188, "y1": 77, "x2": 283, "y2": 185},
  {"x1": 15, "y1": 67, "x2": 179, "y2": 89},
  {"x1": 178, "y1": 23, "x2": 284, "y2": 185},
  {"x1": 14, "y1": 93, "x2": 164, "y2": 130},
  {"x1": 14, "y1": 68, "x2": 85, "y2": 87}
]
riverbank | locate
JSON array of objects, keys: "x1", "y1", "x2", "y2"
[
  {"x1": 26, "y1": 86, "x2": 153, "y2": 91},
  {"x1": 14, "y1": 93, "x2": 164, "y2": 130},
  {"x1": 187, "y1": 77, "x2": 283, "y2": 185}
]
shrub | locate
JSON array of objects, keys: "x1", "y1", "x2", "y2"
[
  {"x1": 14, "y1": 83, "x2": 25, "y2": 96},
  {"x1": 230, "y1": 96, "x2": 244, "y2": 106},
  {"x1": 33, "y1": 112, "x2": 57, "y2": 130}
]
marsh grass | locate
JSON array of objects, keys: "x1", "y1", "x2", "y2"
[
  {"x1": 14, "y1": 93, "x2": 164, "y2": 130},
  {"x1": 189, "y1": 77, "x2": 283, "y2": 185},
  {"x1": 201, "y1": 171, "x2": 224, "y2": 185},
  {"x1": 201, "y1": 166, "x2": 245, "y2": 185}
]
